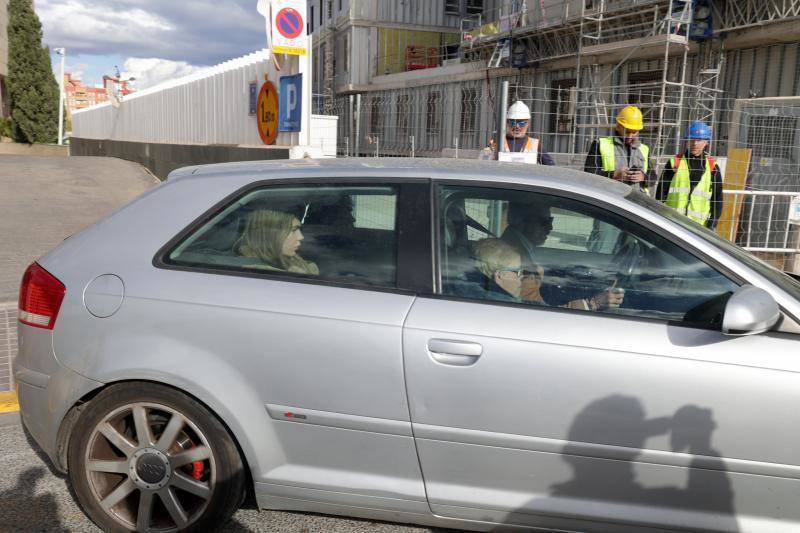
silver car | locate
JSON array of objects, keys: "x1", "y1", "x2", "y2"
[{"x1": 16, "y1": 159, "x2": 800, "y2": 533}]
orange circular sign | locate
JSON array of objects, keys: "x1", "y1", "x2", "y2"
[{"x1": 256, "y1": 80, "x2": 278, "y2": 145}]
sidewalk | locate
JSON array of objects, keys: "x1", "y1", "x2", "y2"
[{"x1": 0, "y1": 155, "x2": 159, "y2": 394}]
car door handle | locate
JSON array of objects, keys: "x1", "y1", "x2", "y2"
[{"x1": 427, "y1": 339, "x2": 482, "y2": 366}]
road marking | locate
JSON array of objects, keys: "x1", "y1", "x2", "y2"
[{"x1": 0, "y1": 390, "x2": 19, "y2": 413}]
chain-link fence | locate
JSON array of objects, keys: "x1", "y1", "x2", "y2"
[
  {"x1": 326, "y1": 84, "x2": 796, "y2": 163},
  {"x1": 319, "y1": 84, "x2": 800, "y2": 272}
]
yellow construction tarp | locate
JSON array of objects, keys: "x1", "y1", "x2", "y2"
[
  {"x1": 378, "y1": 28, "x2": 443, "y2": 75},
  {"x1": 467, "y1": 22, "x2": 498, "y2": 40},
  {"x1": 716, "y1": 148, "x2": 752, "y2": 242}
]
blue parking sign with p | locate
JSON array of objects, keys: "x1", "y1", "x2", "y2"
[{"x1": 279, "y1": 74, "x2": 302, "y2": 132}]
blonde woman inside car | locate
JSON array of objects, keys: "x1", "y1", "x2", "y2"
[{"x1": 236, "y1": 208, "x2": 319, "y2": 275}]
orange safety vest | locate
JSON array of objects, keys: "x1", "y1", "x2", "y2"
[{"x1": 502, "y1": 137, "x2": 538, "y2": 154}]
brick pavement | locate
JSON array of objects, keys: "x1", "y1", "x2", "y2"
[{"x1": 0, "y1": 155, "x2": 158, "y2": 392}]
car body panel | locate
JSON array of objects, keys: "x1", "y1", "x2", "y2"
[{"x1": 403, "y1": 296, "x2": 800, "y2": 532}]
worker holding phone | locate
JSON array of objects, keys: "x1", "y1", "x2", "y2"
[{"x1": 583, "y1": 105, "x2": 657, "y2": 194}]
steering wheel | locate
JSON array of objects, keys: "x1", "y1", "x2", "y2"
[{"x1": 609, "y1": 237, "x2": 645, "y2": 285}]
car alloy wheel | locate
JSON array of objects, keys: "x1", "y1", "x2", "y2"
[
  {"x1": 83, "y1": 402, "x2": 215, "y2": 531},
  {"x1": 68, "y1": 383, "x2": 245, "y2": 533}
]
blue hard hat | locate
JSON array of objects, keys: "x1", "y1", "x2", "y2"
[{"x1": 685, "y1": 121, "x2": 711, "y2": 140}]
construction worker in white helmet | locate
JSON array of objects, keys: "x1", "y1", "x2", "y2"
[
  {"x1": 487, "y1": 101, "x2": 555, "y2": 165},
  {"x1": 583, "y1": 105, "x2": 656, "y2": 193}
]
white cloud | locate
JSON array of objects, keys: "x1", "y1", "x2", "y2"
[
  {"x1": 38, "y1": 0, "x2": 264, "y2": 65},
  {"x1": 39, "y1": 0, "x2": 173, "y2": 48},
  {"x1": 121, "y1": 58, "x2": 205, "y2": 90},
  {"x1": 65, "y1": 62, "x2": 89, "y2": 81},
  {"x1": 50, "y1": 58, "x2": 89, "y2": 83}
]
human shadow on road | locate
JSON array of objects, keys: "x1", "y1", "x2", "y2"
[{"x1": 0, "y1": 467, "x2": 70, "y2": 533}]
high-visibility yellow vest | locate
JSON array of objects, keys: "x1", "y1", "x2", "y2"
[
  {"x1": 598, "y1": 137, "x2": 650, "y2": 172},
  {"x1": 665, "y1": 155, "x2": 714, "y2": 226},
  {"x1": 598, "y1": 137, "x2": 649, "y2": 192}
]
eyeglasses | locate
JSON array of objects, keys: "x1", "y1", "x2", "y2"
[
  {"x1": 507, "y1": 119, "x2": 528, "y2": 127},
  {"x1": 496, "y1": 268, "x2": 535, "y2": 279}
]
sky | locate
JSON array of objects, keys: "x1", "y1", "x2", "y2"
[{"x1": 40, "y1": 0, "x2": 270, "y2": 89}]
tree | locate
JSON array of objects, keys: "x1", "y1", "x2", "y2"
[{"x1": 7, "y1": 0, "x2": 59, "y2": 143}]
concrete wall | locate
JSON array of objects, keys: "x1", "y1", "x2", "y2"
[{"x1": 70, "y1": 138, "x2": 291, "y2": 180}]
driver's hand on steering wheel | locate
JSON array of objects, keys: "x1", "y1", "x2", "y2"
[{"x1": 592, "y1": 281, "x2": 625, "y2": 310}]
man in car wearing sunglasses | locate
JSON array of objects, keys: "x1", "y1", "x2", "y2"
[
  {"x1": 502, "y1": 200, "x2": 624, "y2": 311},
  {"x1": 486, "y1": 101, "x2": 556, "y2": 165}
]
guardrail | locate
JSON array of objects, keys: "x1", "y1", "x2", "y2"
[{"x1": 723, "y1": 190, "x2": 800, "y2": 253}]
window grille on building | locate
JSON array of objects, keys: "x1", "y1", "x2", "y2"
[
  {"x1": 427, "y1": 91, "x2": 441, "y2": 146},
  {"x1": 747, "y1": 116, "x2": 798, "y2": 161},
  {"x1": 627, "y1": 70, "x2": 663, "y2": 108},
  {"x1": 370, "y1": 97, "x2": 381, "y2": 139},
  {"x1": 445, "y1": 0, "x2": 483, "y2": 16},
  {"x1": 460, "y1": 88, "x2": 478, "y2": 146},
  {"x1": 550, "y1": 79, "x2": 577, "y2": 134},
  {"x1": 397, "y1": 94, "x2": 410, "y2": 142}
]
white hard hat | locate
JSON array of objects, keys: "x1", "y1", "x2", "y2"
[{"x1": 506, "y1": 101, "x2": 531, "y2": 120}]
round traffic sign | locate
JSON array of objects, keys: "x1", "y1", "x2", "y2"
[
  {"x1": 256, "y1": 80, "x2": 278, "y2": 145},
  {"x1": 275, "y1": 8, "x2": 303, "y2": 39}
]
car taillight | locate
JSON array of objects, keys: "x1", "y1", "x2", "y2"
[{"x1": 18, "y1": 263, "x2": 66, "y2": 330}]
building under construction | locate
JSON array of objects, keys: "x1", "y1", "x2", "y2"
[
  {"x1": 309, "y1": 0, "x2": 800, "y2": 163},
  {"x1": 309, "y1": 0, "x2": 800, "y2": 271}
]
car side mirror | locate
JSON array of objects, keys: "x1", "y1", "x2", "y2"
[{"x1": 722, "y1": 285, "x2": 781, "y2": 336}]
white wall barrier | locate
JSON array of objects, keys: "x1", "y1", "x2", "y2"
[{"x1": 72, "y1": 49, "x2": 330, "y2": 152}]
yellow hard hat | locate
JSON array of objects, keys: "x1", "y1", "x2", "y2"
[{"x1": 616, "y1": 105, "x2": 644, "y2": 130}]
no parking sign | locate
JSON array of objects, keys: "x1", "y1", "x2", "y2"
[{"x1": 271, "y1": 0, "x2": 307, "y2": 55}]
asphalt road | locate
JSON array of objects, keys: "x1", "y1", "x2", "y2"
[{"x1": 0, "y1": 413, "x2": 442, "y2": 533}]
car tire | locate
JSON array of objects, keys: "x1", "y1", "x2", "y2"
[{"x1": 67, "y1": 382, "x2": 245, "y2": 532}]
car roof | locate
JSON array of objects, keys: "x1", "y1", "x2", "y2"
[{"x1": 169, "y1": 157, "x2": 631, "y2": 199}]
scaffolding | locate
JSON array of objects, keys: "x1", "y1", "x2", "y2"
[
  {"x1": 460, "y1": 0, "x2": 732, "y2": 159},
  {"x1": 573, "y1": 0, "x2": 696, "y2": 157}
]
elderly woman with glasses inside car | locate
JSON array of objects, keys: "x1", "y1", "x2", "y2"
[
  {"x1": 466, "y1": 238, "x2": 526, "y2": 302},
  {"x1": 502, "y1": 200, "x2": 624, "y2": 311}
]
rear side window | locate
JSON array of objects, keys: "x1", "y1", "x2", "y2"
[{"x1": 166, "y1": 185, "x2": 399, "y2": 287}]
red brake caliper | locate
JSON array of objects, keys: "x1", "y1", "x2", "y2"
[{"x1": 191, "y1": 461, "x2": 203, "y2": 480}]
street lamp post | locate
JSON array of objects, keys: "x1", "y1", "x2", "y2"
[{"x1": 54, "y1": 48, "x2": 65, "y2": 146}]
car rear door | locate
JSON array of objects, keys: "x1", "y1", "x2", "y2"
[
  {"x1": 153, "y1": 178, "x2": 433, "y2": 511},
  {"x1": 403, "y1": 182, "x2": 800, "y2": 533}
]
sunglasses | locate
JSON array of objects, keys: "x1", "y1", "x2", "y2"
[{"x1": 507, "y1": 119, "x2": 528, "y2": 127}]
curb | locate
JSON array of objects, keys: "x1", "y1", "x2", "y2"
[{"x1": 0, "y1": 390, "x2": 19, "y2": 413}]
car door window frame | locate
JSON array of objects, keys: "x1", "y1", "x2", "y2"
[
  {"x1": 432, "y1": 179, "x2": 753, "y2": 330},
  {"x1": 154, "y1": 177, "x2": 434, "y2": 296}
]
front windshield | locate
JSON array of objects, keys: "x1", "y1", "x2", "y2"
[{"x1": 628, "y1": 191, "x2": 800, "y2": 301}]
